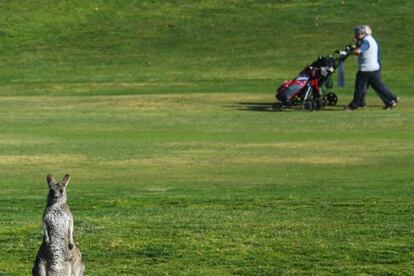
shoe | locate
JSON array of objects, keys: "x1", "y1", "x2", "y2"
[
  {"x1": 344, "y1": 105, "x2": 357, "y2": 111},
  {"x1": 395, "y1": 97, "x2": 400, "y2": 104},
  {"x1": 383, "y1": 100, "x2": 397, "y2": 110}
]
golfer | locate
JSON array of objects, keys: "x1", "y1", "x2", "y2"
[{"x1": 345, "y1": 25, "x2": 399, "y2": 110}]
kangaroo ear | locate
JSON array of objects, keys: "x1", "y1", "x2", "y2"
[
  {"x1": 61, "y1": 174, "x2": 70, "y2": 187},
  {"x1": 46, "y1": 175, "x2": 56, "y2": 187}
]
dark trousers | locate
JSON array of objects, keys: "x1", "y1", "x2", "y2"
[{"x1": 350, "y1": 70, "x2": 397, "y2": 109}]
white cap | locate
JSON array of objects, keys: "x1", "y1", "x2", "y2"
[{"x1": 354, "y1": 25, "x2": 372, "y2": 35}]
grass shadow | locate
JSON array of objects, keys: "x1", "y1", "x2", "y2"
[
  {"x1": 236, "y1": 102, "x2": 275, "y2": 112},
  {"x1": 235, "y1": 102, "x2": 346, "y2": 112}
]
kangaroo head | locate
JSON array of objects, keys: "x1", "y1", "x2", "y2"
[{"x1": 46, "y1": 174, "x2": 70, "y2": 205}]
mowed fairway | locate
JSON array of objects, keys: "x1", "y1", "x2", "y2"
[
  {"x1": 1, "y1": 0, "x2": 414, "y2": 274},
  {"x1": 1, "y1": 92, "x2": 414, "y2": 274}
]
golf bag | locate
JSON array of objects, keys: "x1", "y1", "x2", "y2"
[{"x1": 273, "y1": 46, "x2": 353, "y2": 111}]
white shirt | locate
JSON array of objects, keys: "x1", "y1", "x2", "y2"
[{"x1": 358, "y1": 35, "x2": 380, "y2": 72}]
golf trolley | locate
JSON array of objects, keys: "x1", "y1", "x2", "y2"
[{"x1": 272, "y1": 45, "x2": 353, "y2": 111}]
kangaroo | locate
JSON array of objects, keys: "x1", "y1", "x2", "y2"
[{"x1": 33, "y1": 174, "x2": 85, "y2": 276}]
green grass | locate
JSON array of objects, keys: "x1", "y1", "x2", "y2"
[
  {"x1": 0, "y1": 0, "x2": 413, "y2": 95},
  {"x1": 0, "y1": 0, "x2": 414, "y2": 275},
  {"x1": 1, "y1": 93, "x2": 414, "y2": 274}
]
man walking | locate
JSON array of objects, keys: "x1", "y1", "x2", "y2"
[{"x1": 345, "y1": 25, "x2": 399, "y2": 110}]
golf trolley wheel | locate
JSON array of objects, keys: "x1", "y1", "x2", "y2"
[
  {"x1": 302, "y1": 101, "x2": 314, "y2": 111},
  {"x1": 321, "y1": 97, "x2": 327, "y2": 107},
  {"x1": 313, "y1": 98, "x2": 325, "y2": 111},
  {"x1": 292, "y1": 97, "x2": 302, "y2": 106},
  {"x1": 326, "y1": 92, "x2": 338, "y2": 106},
  {"x1": 272, "y1": 102, "x2": 284, "y2": 112}
]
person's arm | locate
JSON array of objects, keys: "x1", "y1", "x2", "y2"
[
  {"x1": 353, "y1": 48, "x2": 362, "y2": 55},
  {"x1": 353, "y1": 39, "x2": 369, "y2": 56}
]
